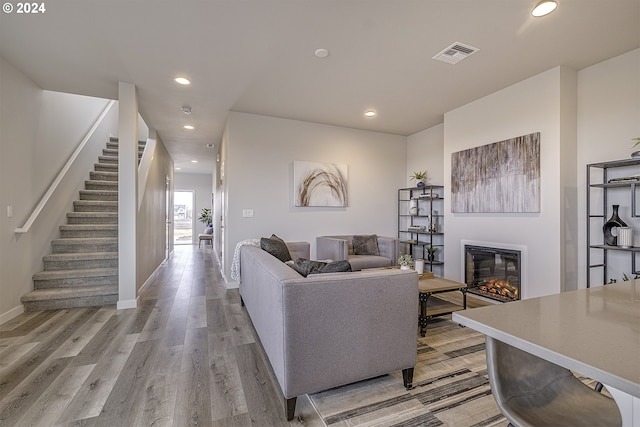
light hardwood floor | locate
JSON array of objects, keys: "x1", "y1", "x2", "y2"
[{"x1": 0, "y1": 245, "x2": 324, "y2": 426}]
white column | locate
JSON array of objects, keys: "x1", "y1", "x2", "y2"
[{"x1": 117, "y1": 82, "x2": 138, "y2": 309}]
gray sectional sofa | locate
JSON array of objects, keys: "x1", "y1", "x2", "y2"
[{"x1": 239, "y1": 242, "x2": 418, "y2": 420}]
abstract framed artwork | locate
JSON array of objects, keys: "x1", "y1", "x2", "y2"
[
  {"x1": 451, "y1": 132, "x2": 540, "y2": 213},
  {"x1": 294, "y1": 161, "x2": 348, "y2": 207}
]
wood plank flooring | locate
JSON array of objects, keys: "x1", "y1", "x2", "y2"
[{"x1": 0, "y1": 245, "x2": 323, "y2": 426}]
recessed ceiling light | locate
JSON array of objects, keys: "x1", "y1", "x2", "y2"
[
  {"x1": 181, "y1": 106, "x2": 192, "y2": 114},
  {"x1": 531, "y1": 0, "x2": 557, "y2": 17},
  {"x1": 365, "y1": 110, "x2": 377, "y2": 118},
  {"x1": 206, "y1": 143, "x2": 214, "y2": 148},
  {"x1": 315, "y1": 48, "x2": 329, "y2": 58},
  {"x1": 183, "y1": 125, "x2": 194, "y2": 130},
  {"x1": 175, "y1": 167, "x2": 182, "y2": 170},
  {"x1": 191, "y1": 160, "x2": 198, "y2": 163},
  {"x1": 175, "y1": 76, "x2": 191, "y2": 85}
]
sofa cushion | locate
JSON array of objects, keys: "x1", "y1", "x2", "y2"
[
  {"x1": 261, "y1": 234, "x2": 292, "y2": 262},
  {"x1": 348, "y1": 255, "x2": 392, "y2": 271},
  {"x1": 352, "y1": 234, "x2": 380, "y2": 256}
]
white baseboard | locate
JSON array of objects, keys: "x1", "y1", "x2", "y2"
[
  {"x1": 117, "y1": 299, "x2": 138, "y2": 310},
  {"x1": 0, "y1": 305, "x2": 25, "y2": 326},
  {"x1": 221, "y1": 271, "x2": 239, "y2": 289}
]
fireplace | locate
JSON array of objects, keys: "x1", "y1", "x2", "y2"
[{"x1": 464, "y1": 244, "x2": 521, "y2": 302}]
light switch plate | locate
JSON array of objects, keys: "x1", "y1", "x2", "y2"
[
  {"x1": 242, "y1": 209, "x2": 254, "y2": 218},
  {"x1": 7, "y1": 205, "x2": 13, "y2": 218}
]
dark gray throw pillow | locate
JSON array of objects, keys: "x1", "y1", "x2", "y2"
[
  {"x1": 352, "y1": 234, "x2": 380, "y2": 256},
  {"x1": 260, "y1": 234, "x2": 292, "y2": 262},
  {"x1": 289, "y1": 258, "x2": 352, "y2": 277},
  {"x1": 318, "y1": 259, "x2": 352, "y2": 274},
  {"x1": 290, "y1": 258, "x2": 327, "y2": 277}
]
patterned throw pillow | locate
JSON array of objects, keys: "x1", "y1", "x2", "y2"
[
  {"x1": 352, "y1": 234, "x2": 380, "y2": 256},
  {"x1": 260, "y1": 234, "x2": 292, "y2": 262},
  {"x1": 319, "y1": 259, "x2": 352, "y2": 274},
  {"x1": 289, "y1": 258, "x2": 352, "y2": 277}
]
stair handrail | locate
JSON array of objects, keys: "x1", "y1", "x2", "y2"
[{"x1": 15, "y1": 100, "x2": 116, "y2": 234}]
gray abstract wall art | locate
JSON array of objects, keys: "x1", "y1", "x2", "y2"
[{"x1": 451, "y1": 132, "x2": 540, "y2": 213}]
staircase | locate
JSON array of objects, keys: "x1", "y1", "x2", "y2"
[{"x1": 21, "y1": 137, "x2": 145, "y2": 311}]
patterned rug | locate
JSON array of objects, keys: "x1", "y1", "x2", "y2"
[{"x1": 308, "y1": 318, "x2": 508, "y2": 427}]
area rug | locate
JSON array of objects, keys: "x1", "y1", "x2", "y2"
[{"x1": 308, "y1": 318, "x2": 508, "y2": 427}]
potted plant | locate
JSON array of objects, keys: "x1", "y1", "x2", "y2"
[
  {"x1": 425, "y1": 246, "x2": 438, "y2": 262},
  {"x1": 410, "y1": 170, "x2": 429, "y2": 187},
  {"x1": 397, "y1": 254, "x2": 414, "y2": 270},
  {"x1": 198, "y1": 207, "x2": 212, "y2": 226}
]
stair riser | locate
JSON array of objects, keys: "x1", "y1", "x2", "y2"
[
  {"x1": 44, "y1": 259, "x2": 118, "y2": 271},
  {"x1": 84, "y1": 181, "x2": 117, "y2": 191},
  {"x1": 90, "y1": 172, "x2": 118, "y2": 182},
  {"x1": 79, "y1": 191, "x2": 118, "y2": 201},
  {"x1": 94, "y1": 164, "x2": 118, "y2": 172},
  {"x1": 98, "y1": 156, "x2": 118, "y2": 164},
  {"x1": 23, "y1": 294, "x2": 118, "y2": 311},
  {"x1": 59, "y1": 229, "x2": 118, "y2": 238},
  {"x1": 73, "y1": 202, "x2": 118, "y2": 212},
  {"x1": 52, "y1": 242, "x2": 118, "y2": 253},
  {"x1": 66, "y1": 215, "x2": 117, "y2": 225},
  {"x1": 34, "y1": 275, "x2": 118, "y2": 289}
]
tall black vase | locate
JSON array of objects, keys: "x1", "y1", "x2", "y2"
[{"x1": 603, "y1": 204, "x2": 627, "y2": 246}]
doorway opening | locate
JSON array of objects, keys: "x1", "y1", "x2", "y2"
[{"x1": 174, "y1": 190, "x2": 194, "y2": 245}]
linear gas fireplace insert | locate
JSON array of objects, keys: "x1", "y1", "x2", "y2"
[{"x1": 464, "y1": 244, "x2": 521, "y2": 302}]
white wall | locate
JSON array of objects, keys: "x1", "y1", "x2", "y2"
[
  {"x1": 577, "y1": 49, "x2": 640, "y2": 286},
  {"x1": 174, "y1": 172, "x2": 214, "y2": 243},
  {"x1": 406, "y1": 123, "x2": 444, "y2": 186},
  {"x1": 443, "y1": 66, "x2": 577, "y2": 299},
  {"x1": 222, "y1": 112, "x2": 407, "y2": 285},
  {"x1": 0, "y1": 55, "x2": 116, "y2": 322}
]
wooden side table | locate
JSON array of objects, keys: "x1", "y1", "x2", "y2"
[{"x1": 418, "y1": 276, "x2": 467, "y2": 336}]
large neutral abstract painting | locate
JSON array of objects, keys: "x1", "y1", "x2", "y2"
[
  {"x1": 451, "y1": 132, "x2": 540, "y2": 213},
  {"x1": 294, "y1": 161, "x2": 348, "y2": 207}
]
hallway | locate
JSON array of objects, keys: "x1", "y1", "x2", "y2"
[{"x1": 0, "y1": 245, "x2": 322, "y2": 426}]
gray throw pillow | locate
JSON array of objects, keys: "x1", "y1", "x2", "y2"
[
  {"x1": 352, "y1": 234, "x2": 380, "y2": 256},
  {"x1": 318, "y1": 259, "x2": 352, "y2": 274},
  {"x1": 290, "y1": 258, "x2": 327, "y2": 277},
  {"x1": 289, "y1": 258, "x2": 352, "y2": 277},
  {"x1": 260, "y1": 234, "x2": 292, "y2": 262}
]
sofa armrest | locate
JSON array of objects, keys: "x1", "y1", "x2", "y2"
[
  {"x1": 377, "y1": 236, "x2": 399, "y2": 265},
  {"x1": 281, "y1": 269, "x2": 418, "y2": 397},
  {"x1": 286, "y1": 241, "x2": 310, "y2": 260},
  {"x1": 316, "y1": 236, "x2": 348, "y2": 261}
]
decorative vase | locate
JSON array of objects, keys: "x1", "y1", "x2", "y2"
[
  {"x1": 632, "y1": 151, "x2": 640, "y2": 158},
  {"x1": 409, "y1": 198, "x2": 419, "y2": 216},
  {"x1": 427, "y1": 252, "x2": 435, "y2": 262},
  {"x1": 414, "y1": 259, "x2": 424, "y2": 274},
  {"x1": 417, "y1": 180, "x2": 425, "y2": 187},
  {"x1": 400, "y1": 265, "x2": 410, "y2": 270},
  {"x1": 618, "y1": 227, "x2": 634, "y2": 248},
  {"x1": 603, "y1": 204, "x2": 627, "y2": 246}
]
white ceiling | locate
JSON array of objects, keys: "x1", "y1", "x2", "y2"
[{"x1": 1, "y1": 1, "x2": 639, "y2": 174}]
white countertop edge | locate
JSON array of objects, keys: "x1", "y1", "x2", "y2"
[{"x1": 452, "y1": 311, "x2": 640, "y2": 398}]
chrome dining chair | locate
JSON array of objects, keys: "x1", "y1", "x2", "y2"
[{"x1": 485, "y1": 336, "x2": 622, "y2": 427}]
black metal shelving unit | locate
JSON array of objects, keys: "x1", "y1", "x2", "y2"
[
  {"x1": 586, "y1": 158, "x2": 640, "y2": 287},
  {"x1": 398, "y1": 185, "x2": 444, "y2": 275}
]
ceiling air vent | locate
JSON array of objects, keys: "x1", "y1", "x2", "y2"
[{"x1": 432, "y1": 42, "x2": 479, "y2": 64}]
